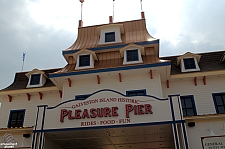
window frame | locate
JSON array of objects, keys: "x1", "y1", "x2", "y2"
[
  {"x1": 75, "y1": 94, "x2": 91, "y2": 100},
  {"x1": 79, "y1": 54, "x2": 90, "y2": 67},
  {"x1": 105, "y1": 32, "x2": 115, "y2": 43},
  {"x1": 7, "y1": 109, "x2": 26, "y2": 128},
  {"x1": 180, "y1": 95, "x2": 197, "y2": 117},
  {"x1": 126, "y1": 89, "x2": 147, "y2": 97},
  {"x1": 212, "y1": 92, "x2": 225, "y2": 114}
]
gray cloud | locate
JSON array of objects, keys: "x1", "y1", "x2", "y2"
[{"x1": 1, "y1": 0, "x2": 225, "y2": 89}]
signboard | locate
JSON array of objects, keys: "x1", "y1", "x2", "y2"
[
  {"x1": 40, "y1": 90, "x2": 177, "y2": 130},
  {"x1": 201, "y1": 136, "x2": 225, "y2": 149}
]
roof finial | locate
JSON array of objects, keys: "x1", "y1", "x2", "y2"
[{"x1": 80, "y1": 0, "x2": 84, "y2": 20}]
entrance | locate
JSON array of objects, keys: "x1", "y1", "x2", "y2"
[{"x1": 44, "y1": 124, "x2": 175, "y2": 149}]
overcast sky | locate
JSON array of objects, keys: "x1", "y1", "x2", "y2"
[{"x1": 0, "y1": 0, "x2": 225, "y2": 89}]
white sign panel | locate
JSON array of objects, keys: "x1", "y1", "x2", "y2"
[
  {"x1": 41, "y1": 91, "x2": 175, "y2": 130},
  {"x1": 202, "y1": 136, "x2": 225, "y2": 149}
]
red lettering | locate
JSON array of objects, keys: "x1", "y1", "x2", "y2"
[
  {"x1": 68, "y1": 110, "x2": 75, "y2": 120},
  {"x1": 90, "y1": 108, "x2": 97, "y2": 118},
  {"x1": 145, "y1": 104, "x2": 153, "y2": 114},
  {"x1": 112, "y1": 106, "x2": 118, "y2": 117},
  {"x1": 126, "y1": 104, "x2": 133, "y2": 118},
  {"x1": 97, "y1": 108, "x2": 103, "y2": 117},
  {"x1": 82, "y1": 109, "x2": 90, "y2": 119},
  {"x1": 104, "y1": 107, "x2": 111, "y2": 117},
  {"x1": 138, "y1": 105, "x2": 144, "y2": 115},
  {"x1": 60, "y1": 109, "x2": 69, "y2": 122},
  {"x1": 75, "y1": 109, "x2": 81, "y2": 119},
  {"x1": 134, "y1": 105, "x2": 137, "y2": 115}
]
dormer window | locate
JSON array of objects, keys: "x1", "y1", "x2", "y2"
[
  {"x1": 183, "y1": 58, "x2": 196, "y2": 70},
  {"x1": 25, "y1": 69, "x2": 47, "y2": 88},
  {"x1": 127, "y1": 49, "x2": 139, "y2": 62},
  {"x1": 119, "y1": 44, "x2": 144, "y2": 65},
  {"x1": 30, "y1": 74, "x2": 41, "y2": 85},
  {"x1": 79, "y1": 55, "x2": 90, "y2": 67},
  {"x1": 177, "y1": 52, "x2": 201, "y2": 73},
  {"x1": 105, "y1": 32, "x2": 115, "y2": 42},
  {"x1": 73, "y1": 49, "x2": 98, "y2": 70},
  {"x1": 97, "y1": 24, "x2": 124, "y2": 45}
]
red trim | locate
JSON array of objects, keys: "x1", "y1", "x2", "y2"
[
  {"x1": 59, "y1": 90, "x2": 62, "y2": 98},
  {"x1": 68, "y1": 78, "x2": 72, "y2": 87},
  {"x1": 97, "y1": 75, "x2": 100, "y2": 84},
  {"x1": 119, "y1": 73, "x2": 122, "y2": 82},
  {"x1": 203, "y1": 76, "x2": 206, "y2": 85},
  {"x1": 8, "y1": 95, "x2": 12, "y2": 102},
  {"x1": 194, "y1": 77, "x2": 197, "y2": 86},
  {"x1": 167, "y1": 80, "x2": 169, "y2": 88},
  {"x1": 26, "y1": 93, "x2": 31, "y2": 101},
  {"x1": 150, "y1": 70, "x2": 153, "y2": 79},
  {"x1": 39, "y1": 92, "x2": 43, "y2": 100}
]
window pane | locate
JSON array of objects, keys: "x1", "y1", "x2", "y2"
[
  {"x1": 128, "y1": 93, "x2": 136, "y2": 96},
  {"x1": 30, "y1": 74, "x2": 41, "y2": 85},
  {"x1": 181, "y1": 99, "x2": 185, "y2": 108},
  {"x1": 183, "y1": 58, "x2": 196, "y2": 69},
  {"x1": 17, "y1": 112, "x2": 24, "y2": 120},
  {"x1": 185, "y1": 98, "x2": 193, "y2": 108},
  {"x1": 218, "y1": 106, "x2": 225, "y2": 114},
  {"x1": 136, "y1": 92, "x2": 145, "y2": 96},
  {"x1": 105, "y1": 32, "x2": 115, "y2": 42},
  {"x1": 222, "y1": 95, "x2": 225, "y2": 103},
  {"x1": 16, "y1": 122, "x2": 23, "y2": 127},
  {"x1": 127, "y1": 50, "x2": 139, "y2": 62},
  {"x1": 215, "y1": 96, "x2": 223, "y2": 105},
  {"x1": 79, "y1": 55, "x2": 90, "y2": 67},
  {"x1": 182, "y1": 109, "x2": 187, "y2": 117},
  {"x1": 186, "y1": 109, "x2": 194, "y2": 116},
  {"x1": 11, "y1": 112, "x2": 18, "y2": 120},
  {"x1": 10, "y1": 122, "x2": 16, "y2": 127}
]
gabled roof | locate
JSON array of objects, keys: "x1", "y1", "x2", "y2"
[
  {"x1": 0, "y1": 68, "x2": 60, "y2": 91},
  {"x1": 161, "y1": 51, "x2": 225, "y2": 75}
]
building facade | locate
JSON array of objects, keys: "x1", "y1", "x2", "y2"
[{"x1": 0, "y1": 13, "x2": 225, "y2": 149}]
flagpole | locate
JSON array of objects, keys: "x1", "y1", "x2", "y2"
[{"x1": 21, "y1": 52, "x2": 26, "y2": 72}]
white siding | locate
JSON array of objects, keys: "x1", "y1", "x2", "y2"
[
  {"x1": 162, "y1": 76, "x2": 225, "y2": 115},
  {"x1": 0, "y1": 92, "x2": 61, "y2": 128},
  {"x1": 62, "y1": 72, "x2": 163, "y2": 101},
  {"x1": 186, "y1": 120, "x2": 225, "y2": 149}
]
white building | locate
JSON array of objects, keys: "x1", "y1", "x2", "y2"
[{"x1": 0, "y1": 12, "x2": 225, "y2": 149}]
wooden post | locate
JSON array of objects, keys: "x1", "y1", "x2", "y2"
[
  {"x1": 59, "y1": 90, "x2": 62, "y2": 98},
  {"x1": 39, "y1": 92, "x2": 43, "y2": 100},
  {"x1": 8, "y1": 95, "x2": 12, "y2": 102},
  {"x1": 194, "y1": 77, "x2": 197, "y2": 86},
  {"x1": 97, "y1": 75, "x2": 100, "y2": 84},
  {"x1": 68, "y1": 78, "x2": 72, "y2": 87},
  {"x1": 26, "y1": 93, "x2": 31, "y2": 101},
  {"x1": 150, "y1": 70, "x2": 153, "y2": 79},
  {"x1": 119, "y1": 73, "x2": 122, "y2": 82}
]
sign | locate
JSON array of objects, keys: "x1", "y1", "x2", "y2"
[
  {"x1": 202, "y1": 136, "x2": 225, "y2": 149},
  {"x1": 40, "y1": 91, "x2": 176, "y2": 130}
]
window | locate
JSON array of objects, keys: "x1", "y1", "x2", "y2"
[
  {"x1": 127, "y1": 50, "x2": 139, "y2": 62},
  {"x1": 79, "y1": 55, "x2": 90, "y2": 67},
  {"x1": 30, "y1": 74, "x2": 41, "y2": 85},
  {"x1": 180, "y1": 95, "x2": 197, "y2": 117},
  {"x1": 8, "y1": 110, "x2": 25, "y2": 128},
  {"x1": 75, "y1": 94, "x2": 90, "y2": 100},
  {"x1": 183, "y1": 58, "x2": 196, "y2": 70},
  {"x1": 213, "y1": 93, "x2": 225, "y2": 114},
  {"x1": 105, "y1": 32, "x2": 115, "y2": 42},
  {"x1": 126, "y1": 89, "x2": 146, "y2": 96}
]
